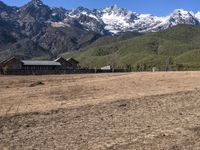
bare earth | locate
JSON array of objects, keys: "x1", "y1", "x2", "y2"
[{"x1": 0, "y1": 72, "x2": 200, "y2": 149}]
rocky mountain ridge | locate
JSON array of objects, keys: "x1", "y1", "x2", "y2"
[{"x1": 0, "y1": 0, "x2": 200, "y2": 60}]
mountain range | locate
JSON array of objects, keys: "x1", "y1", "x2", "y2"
[
  {"x1": 1, "y1": 0, "x2": 200, "y2": 70},
  {"x1": 64, "y1": 5, "x2": 200, "y2": 34},
  {"x1": 64, "y1": 25, "x2": 200, "y2": 70}
]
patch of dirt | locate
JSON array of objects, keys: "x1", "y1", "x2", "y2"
[
  {"x1": 29, "y1": 81, "x2": 44, "y2": 87},
  {"x1": 1, "y1": 72, "x2": 200, "y2": 149},
  {"x1": 0, "y1": 90, "x2": 200, "y2": 149}
]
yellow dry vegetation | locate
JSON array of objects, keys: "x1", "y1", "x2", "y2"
[
  {"x1": 1, "y1": 72, "x2": 200, "y2": 149},
  {"x1": 0, "y1": 72, "x2": 200, "y2": 116}
]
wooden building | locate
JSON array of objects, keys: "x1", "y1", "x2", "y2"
[
  {"x1": 0, "y1": 57, "x2": 22, "y2": 70},
  {"x1": 66, "y1": 58, "x2": 79, "y2": 68},
  {"x1": 0, "y1": 57, "x2": 79, "y2": 75},
  {"x1": 54, "y1": 57, "x2": 79, "y2": 69}
]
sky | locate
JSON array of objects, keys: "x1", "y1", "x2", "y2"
[{"x1": 2, "y1": 0, "x2": 200, "y2": 16}]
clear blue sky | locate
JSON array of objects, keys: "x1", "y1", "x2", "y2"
[{"x1": 2, "y1": 0, "x2": 200, "y2": 16}]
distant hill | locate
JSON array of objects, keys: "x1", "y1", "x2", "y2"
[
  {"x1": 1, "y1": 0, "x2": 200, "y2": 70},
  {"x1": 1, "y1": 0, "x2": 200, "y2": 63},
  {"x1": 62, "y1": 25, "x2": 200, "y2": 70}
]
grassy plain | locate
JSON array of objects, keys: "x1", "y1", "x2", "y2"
[{"x1": 0, "y1": 72, "x2": 200, "y2": 149}]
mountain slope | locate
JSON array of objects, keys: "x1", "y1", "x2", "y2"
[
  {"x1": 0, "y1": 0, "x2": 103, "y2": 60},
  {"x1": 0, "y1": 39, "x2": 53, "y2": 61},
  {"x1": 62, "y1": 25, "x2": 200, "y2": 70},
  {"x1": 36, "y1": 26, "x2": 101, "y2": 55},
  {"x1": 1, "y1": 0, "x2": 200, "y2": 63}
]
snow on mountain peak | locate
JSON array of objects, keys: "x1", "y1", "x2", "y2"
[
  {"x1": 170, "y1": 9, "x2": 193, "y2": 20},
  {"x1": 167, "y1": 9, "x2": 199, "y2": 27},
  {"x1": 66, "y1": 6, "x2": 100, "y2": 20},
  {"x1": 49, "y1": 5, "x2": 200, "y2": 35},
  {"x1": 172, "y1": 9, "x2": 189, "y2": 14},
  {"x1": 101, "y1": 5, "x2": 138, "y2": 34},
  {"x1": 30, "y1": 0, "x2": 44, "y2": 7},
  {"x1": 195, "y1": 12, "x2": 200, "y2": 21},
  {"x1": 104, "y1": 5, "x2": 121, "y2": 12},
  {"x1": 103, "y1": 5, "x2": 136, "y2": 17}
]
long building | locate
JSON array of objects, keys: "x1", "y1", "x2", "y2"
[{"x1": 0, "y1": 57, "x2": 79, "y2": 75}]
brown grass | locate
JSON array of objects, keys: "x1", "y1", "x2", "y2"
[
  {"x1": 0, "y1": 72, "x2": 200, "y2": 149},
  {"x1": 0, "y1": 72, "x2": 200, "y2": 116}
]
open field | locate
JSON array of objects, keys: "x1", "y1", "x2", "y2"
[{"x1": 1, "y1": 72, "x2": 200, "y2": 149}]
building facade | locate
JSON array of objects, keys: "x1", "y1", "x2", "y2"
[{"x1": 0, "y1": 57, "x2": 79, "y2": 75}]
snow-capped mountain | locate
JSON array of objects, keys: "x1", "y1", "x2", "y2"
[
  {"x1": 1, "y1": 0, "x2": 200, "y2": 35},
  {"x1": 50, "y1": 5, "x2": 200, "y2": 34},
  {"x1": 167, "y1": 9, "x2": 199, "y2": 26},
  {"x1": 195, "y1": 12, "x2": 200, "y2": 21},
  {"x1": 64, "y1": 7, "x2": 107, "y2": 34},
  {"x1": 1, "y1": 0, "x2": 200, "y2": 60},
  {"x1": 101, "y1": 5, "x2": 137, "y2": 34}
]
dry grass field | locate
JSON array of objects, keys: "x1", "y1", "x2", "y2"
[{"x1": 0, "y1": 72, "x2": 200, "y2": 149}]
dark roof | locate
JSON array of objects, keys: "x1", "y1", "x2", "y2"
[
  {"x1": 67, "y1": 58, "x2": 79, "y2": 63},
  {"x1": 54, "y1": 57, "x2": 66, "y2": 62},
  {"x1": 1, "y1": 57, "x2": 78, "y2": 67},
  {"x1": 1, "y1": 57, "x2": 18, "y2": 63},
  {"x1": 0, "y1": 57, "x2": 20, "y2": 67},
  {"x1": 54, "y1": 57, "x2": 79, "y2": 64},
  {"x1": 0, "y1": 59, "x2": 7, "y2": 66},
  {"x1": 21, "y1": 60, "x2": 61, "y2": 66}
]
